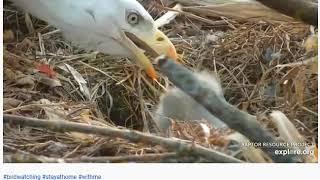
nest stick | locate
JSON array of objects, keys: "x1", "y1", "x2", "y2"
[
  {"x1": 5, "y1": 145, "x2": 195, "y2": 163},
  {"x1": 3, "y1": 114, "x2": 242, "y2": 163},
  {"x1": 65, "y1": 153, "x2": 178, "y2": 163},
  {"x1": 156, "y1": 56, "x2": 302, "y2": 163},
  {"x1": 4, "y1": 145, "x2": 61, "y2": 163},
  {"x1": 64, "y1": 153, "x2": 196, "y2": 163}
]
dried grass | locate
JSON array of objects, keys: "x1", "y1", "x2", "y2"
[{"x1": 3, "y1": 0, "x2": 317, "y2": 162}]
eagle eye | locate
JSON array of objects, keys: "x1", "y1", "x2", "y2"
[{"x1": 126, "y1": 10, "x2": 140, "y2": 25}]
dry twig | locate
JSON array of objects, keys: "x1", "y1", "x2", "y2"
[{"x1": 3, "y1": 114, "x2": 243, "y2": 163}]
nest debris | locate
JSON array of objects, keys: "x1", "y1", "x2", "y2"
[{"x1": 3, "y1": 0, "x2": 317, "y2": 162}]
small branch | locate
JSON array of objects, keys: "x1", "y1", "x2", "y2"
[
  {"x1": 64, "y1": 153, "x2": 200, "y2": 163},
  {"x1": 3, "y1": 102, "x2": 66, "y2": 113},
  {"x1": 156, "y1": 56, "x2": 302, "y2": 163},
  {"x1": 155, "y1": 4, "x2": 182, "y2": 28},
  {"x1": 65, "y1": 153, "x2": 177, "y2": 163},
  {"x1": 160, "y1": 6, "x2": 228, "y2": 26},
  {"x1": 4, "y1": 147, "x2": 200, "y2": 163},
  {"x1": 4, "y1": 145, "x2": 62, "y2": 163},
  {"x1": 276, "y1": 56, "x2": 317, "y2": 68},
  {"x1": 3, "y1": 114, "x2": 242, "y2": 163}
]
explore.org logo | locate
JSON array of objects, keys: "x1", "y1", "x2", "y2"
[
  {"x1": 275, "y1": 148, "x2": 315, "y2": 156},
  {"x1": 241, "y1": 141, "x2": 316, "y2": 156}
]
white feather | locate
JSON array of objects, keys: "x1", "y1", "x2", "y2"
[{"x1": 11, "y1": 0, "x2": 155, "y2": 56}]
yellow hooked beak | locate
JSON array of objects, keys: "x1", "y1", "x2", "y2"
[
  {"x1": 148, "y1": 29, "x2": 178, "y2": 60},
  {"x1": 121, "y1": 29, "x2": 177, "y2": 80}
]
